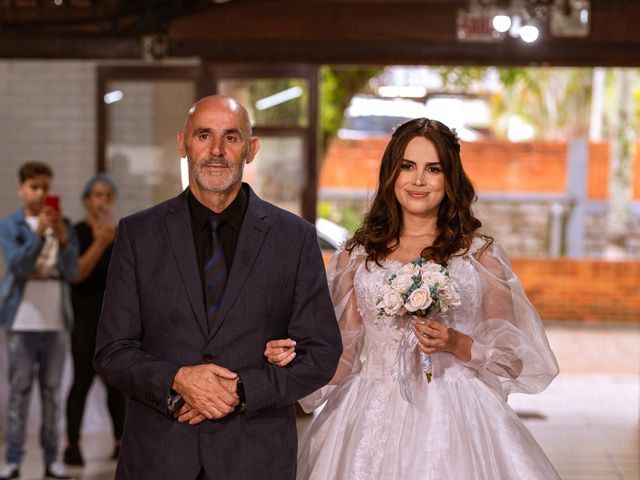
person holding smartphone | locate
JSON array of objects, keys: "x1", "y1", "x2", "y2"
[
  {"x1": 64, "y1": 174, "x2": 125, "y2": 467},
  {"x1": 0, "y1": 161, "x2": 78, "y2": 480}
]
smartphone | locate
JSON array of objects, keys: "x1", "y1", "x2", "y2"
[{"x1": 43, "y1": 195, "x2": 60, "y2": 211}]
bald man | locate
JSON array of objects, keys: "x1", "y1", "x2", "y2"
[{"x1": 94, "y1": 96, "x2": 342, "y2": 479}]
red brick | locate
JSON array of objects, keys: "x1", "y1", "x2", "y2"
[{"x1": 320, "y1": 138, "x2": 640, "y2": 200}]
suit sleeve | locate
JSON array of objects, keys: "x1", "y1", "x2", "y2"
[
  {"x1": 238, "y1": 224, "x2": 343, "y2": 414},
  {"x1": 298, "y1": 246, "x2": 365, "y2": 412},
  {"x1": 93, "y1": 218, "x2": 181, "y2": 416}
]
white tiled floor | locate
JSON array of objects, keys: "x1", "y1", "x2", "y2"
[
  {"x1": 1, "y1": 323, "x2": 638, "y2": 480},
  {"x1": 511, "y1": 373, "x2": 638, "y2": 480},
  {"x1": 509, "y1": 323, "x2": 639, "y2": 480}
]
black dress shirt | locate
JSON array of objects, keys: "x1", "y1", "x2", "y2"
[{"x1": 187, "y1": 184, "x2": 248, "y2": 304}]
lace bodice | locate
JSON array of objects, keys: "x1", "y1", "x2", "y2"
[{"x1": 351, "y1": 238, "x2": 484, "y2": 380}]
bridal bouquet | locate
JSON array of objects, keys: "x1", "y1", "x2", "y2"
[{"x1": 377, "y1": 259, "x2": 461, "y2": 388}]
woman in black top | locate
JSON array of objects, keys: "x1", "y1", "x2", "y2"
[{"x1": 64, "y1": 174, "x2": 125, "y2": 466}]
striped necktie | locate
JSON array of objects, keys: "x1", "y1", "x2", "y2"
[{"x1": 204, "y1": 219, "x2": 227, "y2": 330}]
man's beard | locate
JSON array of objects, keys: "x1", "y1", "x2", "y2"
[{"x1": 189, "y1": 153, "x2": 247, "y2": 193}]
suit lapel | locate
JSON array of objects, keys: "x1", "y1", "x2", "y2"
[
  {"x1": 208, "y1": 188, "x2": 272, "y2": 340},
  {"x1": 165, "y1": 191, "x2": 208, "y2": 337}
]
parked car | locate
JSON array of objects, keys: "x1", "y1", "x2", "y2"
[{"x1": 316, "y1": 217, "x2": 349, "y2": 251}]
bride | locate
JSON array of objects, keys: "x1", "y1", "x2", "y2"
[{"x1": 266, "y1": 118, "x2": 560, "y2": 479}]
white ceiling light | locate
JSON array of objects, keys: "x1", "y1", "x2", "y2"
[
  {"x1": 519, "y1": 24, "x2": 540, "y2": 43},
  {"x1": 458, "y1": 1, "x2": 590, "y2": 42},
  {"x1": 255, "y1": 86, "x2": 303, "y2": 111},
  {"x1": 103, "y1": 90, "x2": 124, "y2": 104},
  {"x1": 492, "y1": 14, "x2": 512, "y2": 33}
]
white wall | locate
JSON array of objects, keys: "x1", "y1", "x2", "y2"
[{"x1": 0, "y1": 60, "x2": 98, "y2": 223}]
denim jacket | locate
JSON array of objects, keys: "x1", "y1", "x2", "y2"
[{"x1": 0, "y1": 209, "x2": 78, "y2": 330}]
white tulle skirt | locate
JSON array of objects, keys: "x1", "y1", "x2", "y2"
[{"x1": 297, "y1": 373, "x2": 560, "y2": 480}]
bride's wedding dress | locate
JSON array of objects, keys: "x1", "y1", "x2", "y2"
[{"x1": 297, "y1": 237, "x2": 560, "y2": 480}]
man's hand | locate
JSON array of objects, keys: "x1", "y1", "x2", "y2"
[
  {"x1": 38, "y1": 207, "x2": 68, "y2": 245},
  {"x1": 92, "y1": 219, "x2": 116, "y2": 247},
  {"x1": 174, "y1": 373, "x2": 240, "y2": 425},
  {"x1": 175, "y1": 402, "x2": 207, "y2": 425},
  {"x1": 36, "y1": 207, "x2": 55, "y2": 236},
  {"x1": 171, "y1": 364, "x2": 240, "y2": 420},
  {"x1": 50, "y1": 210, "x2": 69, "y2": 245},
  {"x1": 264, "y1": 338, "x2": 296, "y2": 366}
]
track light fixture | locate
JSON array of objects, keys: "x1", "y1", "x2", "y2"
[{"x1": 457, "y1": 0, "x2": 590, "y2": 43}]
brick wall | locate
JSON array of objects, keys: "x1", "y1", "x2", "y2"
[
  {"x1": 320, "y1": 137, "x2": 383, "y2": 190},
  {"x1": 320, "y1": 251, "x2": 639, "y2": 323},
  {"x1": 320, "y1": 137, "x2": 640, "y2": 258},
  {"x1": 320, "y1": 137, "x2": 640, "y2": 199},
  {"x1": 512, "y1": 258, "x2": 640, "y2": 323},
  {"x1": 475, "y1": 201, "x2": 559, "y2": 257},
  {"x1": 588, "y1": 141, "x2": 640, "y2": 200},
  {"x1": 461, "y1": 141, "x2": 568, "y2": 193},
  {"x1": 0, "y1": 60, "x2": 98, "y2": 222}
]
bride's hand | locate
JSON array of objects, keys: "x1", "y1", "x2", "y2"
[
  {"x1": 413, "y1": 318, "x2": 472, "y2": 362},
  {"x1": 264, "y1": 339, "x2": 297, "y2": 366}
]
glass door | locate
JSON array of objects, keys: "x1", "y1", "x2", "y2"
[
  {"x1": 97, "y1": 64, "x2": 319, "y2": 221},
  {"x1": 210, "y1": 65, "x2": 319, "y2": 221},
  {"x1": 97, "y1": 66, "x2": 202, "y2": 218}
]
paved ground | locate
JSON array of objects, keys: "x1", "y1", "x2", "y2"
[
  {"x1": 1, "y1": 322, "x2": 638, "y2": 479},
  {"x1": 510, "y1": 323, "x2": 639, "y2": 480}
]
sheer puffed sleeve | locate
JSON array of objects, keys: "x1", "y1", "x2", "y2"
[
  {"x1": 463, "y1": 240, "x2": 559, "y2": 399},
  {"x1": 298, "y1": 245, "x2": 366, "y2": 412}
]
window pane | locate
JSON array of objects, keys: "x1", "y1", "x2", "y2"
[
  {"x1": 218, "y1": 78, "x2": 309, "y2": 127},
  {"x1": 244, "y1": 136, "x2": 305, "y2": 215},
  {"x1": 105, "y1": 80, "x2": 195, "y2": 217}
]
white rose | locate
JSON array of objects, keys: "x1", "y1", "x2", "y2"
[
  {"x1": 397, "y1": 263, "x2": 419, "y2": 277},
  {"x1": 405, "y1": 288, "x2": 433, "y2": 313},
  {"x1": 392, "y1": 273, "x2": 414, "y2": 292},
  {"x1": 423, "y1": 270, "x2": 446, "y2": 286},
  {"x1": 379, "y1": 287, "x2": 404, "y2": 316},
  {"x1": 437, "y1": 281, "x2": 461, "y2": 309},
  {"x1": 420, "y1": 262, "x2": 441, "y2": 273}
]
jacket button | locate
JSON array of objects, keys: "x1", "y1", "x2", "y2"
[{"x1": 202, "y1": 353, "x2": 213, "y2": 362}]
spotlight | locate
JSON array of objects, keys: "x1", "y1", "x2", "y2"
[
  {"x1": 519, "y1": 24, "x2": 540, "y2": 43},
  {"x1": 492, "y1": 14, "x2": 512, "y2": 33}
]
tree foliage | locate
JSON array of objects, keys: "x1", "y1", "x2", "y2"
[
  {"x1": 320, "y1": 65, "x2": 382, "y2": 151},
  {"x1": 434, "y1": 66, "x2": 596, "y2": 140}
]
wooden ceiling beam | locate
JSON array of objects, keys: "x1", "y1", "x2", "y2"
[
  {"x1": 0, "y1": 0, "x2": 639, "y2": 66},
  {"x1": 0, "y1": 33, "x2": 141, "y2": 58},
  {"x1": 170, "y1": 38, "x2": 640, "y2": 67}
]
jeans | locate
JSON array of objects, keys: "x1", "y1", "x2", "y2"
[{"x1": 5, "y1": 331, "x2": 68, "y2": 466}]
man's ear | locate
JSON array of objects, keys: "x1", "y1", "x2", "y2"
[
  {"x1": 177, "y1": 131, "x2": 186, "y2": 157},
  {"x1": 245, "y1": 137, "x2": 260, "y2": 165}
]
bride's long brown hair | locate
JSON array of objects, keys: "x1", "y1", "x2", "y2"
[{"x1": 347, "y1": 118, "x2": 490, "y2": 266}]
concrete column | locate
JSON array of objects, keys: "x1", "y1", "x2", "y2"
[{"x1": 566, "y1": 138, "x2": 589, "y2": 258}]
